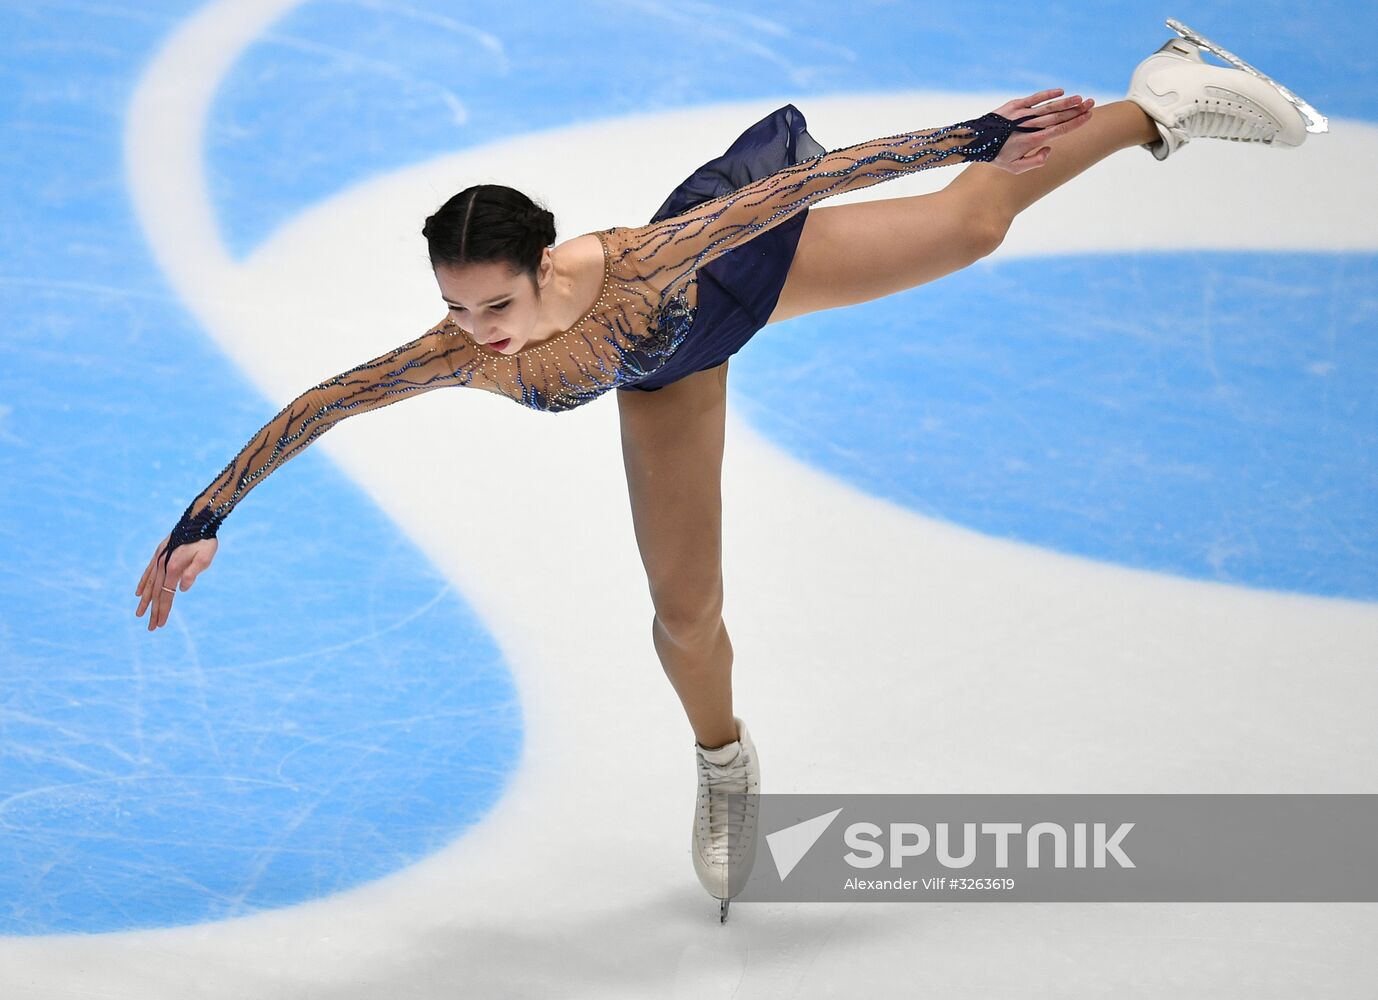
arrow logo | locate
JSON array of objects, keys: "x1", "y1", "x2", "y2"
[{"x1": 765, "y1": 807, "x2": 843, "y2": 881}]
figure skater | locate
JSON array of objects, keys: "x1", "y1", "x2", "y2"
[{"x1": 134, "y1": 21, "x2": 1326, "y2": 921}]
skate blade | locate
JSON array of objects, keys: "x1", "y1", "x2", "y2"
[
  {"x1": 1167, "y1": 17, "x2": 1329, "y2": 134},
  {"x1": 720, "y1": 897, "x2": 730, "y2": 923}
]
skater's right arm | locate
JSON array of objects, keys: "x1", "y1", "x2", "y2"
[{"x1": 135, "y1": 316, "x2": 471, "y2": 631}]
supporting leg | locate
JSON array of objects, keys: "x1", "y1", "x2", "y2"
[{"x1": 616, "y1": 363, "x2": 739, "y2": 751}]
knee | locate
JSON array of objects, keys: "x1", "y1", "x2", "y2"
[
  {"x1": 970, "y1": 210, "x2": 1011, "y2": 259},
  {"x1": 651, "y1": 586, "x2": 724, "y2": 649}
]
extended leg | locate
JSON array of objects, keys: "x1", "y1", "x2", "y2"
[
  {"x1": 616, "y1": 363, "x2": 738, "y2": 750},
  {"x1": 766, "y1": 101, "x2": 1160, "y2": 326}
]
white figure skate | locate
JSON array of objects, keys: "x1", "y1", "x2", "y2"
[
  {"x1": 1127, "y1": 18, "x2": 1328, "y2": 161},
  {"x1": 691, "y1": 716, "x2": 760, "y2": 923}
]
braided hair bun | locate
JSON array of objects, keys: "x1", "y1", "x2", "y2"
[{"x1": 422, "y1": 184, "x2": 559, "y2": 278}]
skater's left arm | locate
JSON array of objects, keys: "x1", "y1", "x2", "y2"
[{"x1": 625, "y1": 89, "x2": 1090, "y2": 301}]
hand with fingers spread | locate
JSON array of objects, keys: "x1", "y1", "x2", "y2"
[
  {"x1": 135, "y1": 535, "x2": 218, "y2": 632},
  {"x1": 987, "y1": 88, "x2": 1096, "y2": 174}
]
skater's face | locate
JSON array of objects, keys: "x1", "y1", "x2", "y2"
[{"x1": 434, "y1": 253, "x2": 551, "y2": 355}]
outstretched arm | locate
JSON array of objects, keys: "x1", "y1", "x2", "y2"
[
  {"x1": 135, "y1": 316, "x2": 469, "y2": 631},
  {"x1": 624, "y1": 89, "x2": 1087, "y2": 302}
]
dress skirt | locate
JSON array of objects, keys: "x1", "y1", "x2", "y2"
[{"x1": 617, "y1": 103, "x2": 826, "y2": 393}]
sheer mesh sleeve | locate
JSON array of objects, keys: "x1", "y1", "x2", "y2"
[
  {"x1": 157, "y1": 317, "x2": 468, "y2": 571},
  {"x1": 622, "y1": 111, "x2": 1041, "y2": 305}
]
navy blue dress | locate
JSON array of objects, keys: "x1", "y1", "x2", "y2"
[{"x1": 618, "y1": 103, "x2": 826, "y2": 392}]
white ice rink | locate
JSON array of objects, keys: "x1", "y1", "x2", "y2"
[{"x1": 3, "y1": 0, "x2": 1377, "y2": 996}]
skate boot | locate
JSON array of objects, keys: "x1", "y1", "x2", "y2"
[
  {"x1": 1126, "y1": 18, "x2": 1327, "y2": 161},
  {"x1": 691, "y1": 716, "x2": 760, "y2": 923}
]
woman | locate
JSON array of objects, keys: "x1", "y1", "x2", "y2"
[{"x1": 134, "y1": 24, "x2": 1321, "y2": 920}]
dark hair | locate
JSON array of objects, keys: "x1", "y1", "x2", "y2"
[{"x1": 422, "y1": 183, "x2": 557, "y2": 284}]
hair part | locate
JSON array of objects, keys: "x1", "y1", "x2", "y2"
[{"x1": 422, "y1": 184, "x2": 557, "y2": 284}]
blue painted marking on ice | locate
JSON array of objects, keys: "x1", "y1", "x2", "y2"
[
  {"x1": 208, "y1": 0, "x2": 1374, "y2": 255},
  {"x1": 0, "y1": 1, "x2": 519, "y2": 936},
  {"x1": 734, "y1": 251, "x2": 1378, "y2": 599}
]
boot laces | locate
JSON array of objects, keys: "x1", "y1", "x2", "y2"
[{"x1": 697, "y1": 751, "x2": 753, "y2": 863}]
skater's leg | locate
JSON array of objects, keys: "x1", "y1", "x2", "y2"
[
  {"x1": 616, "y1": 363, "x2": 738, "y2": 751},
  {"x1": 766, "y1": 100, "x2": 1158, "y2": 326},
  {"x1": 765, "y1": 185, "x2": 1002, "y2": 325}
]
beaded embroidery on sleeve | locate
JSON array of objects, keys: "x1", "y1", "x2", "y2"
[
  {"x1": 158, "y1": 323, "x2": 471, "y2": 569},
  {"x1": 159, "y1": 111, "x2": 1039, "y2": 566}
]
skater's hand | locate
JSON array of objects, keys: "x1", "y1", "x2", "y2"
[
  {"x1": 989, "y1": 88, "x2": 1095, "y2": 174},
  {"x1": 135, "y1": 535, "x2": 217, "y2": 632}
]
